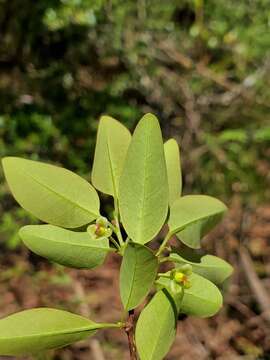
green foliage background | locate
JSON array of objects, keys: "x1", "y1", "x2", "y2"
[{"x1": 0, "y1": 0, "x2": 269, "y2": 248}]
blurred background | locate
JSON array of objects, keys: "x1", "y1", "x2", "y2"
[{"x1": 0, "y1": 0, "x2": 270, "y2": 359}]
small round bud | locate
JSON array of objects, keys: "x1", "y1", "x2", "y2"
[
  {"x1": 173, "y1": 270, "x2": 192, "y2": 289},
  {"x1": 87, "y1": 224, "x2": 112, "y2": 239},
  {"x1": 173, "y1": 272, "x2": 187, "y2": 284},
  {"x1": 95, "y1": 224, "x2": 107, "y2": 237},
  {"x1": 174, "y1": 272, "x2": 185, "y2": 283}
]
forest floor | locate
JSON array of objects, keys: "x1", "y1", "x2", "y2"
[{"x1": 0, "y1": 197, "x2": 270, "y2": 360}]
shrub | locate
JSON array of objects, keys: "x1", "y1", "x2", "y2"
[{"x1": 1, "y1": 114, "x2": 232, "y2": 359}]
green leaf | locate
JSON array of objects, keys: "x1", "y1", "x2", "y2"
[
  {"x1": 19, "y1": 225, "x2": 111, "y2": 269},
  {"x1": 181, "y1": 273, "x2": 223, "y2": 317},
  {"x1": 119, "y1": 113, "x2": 168, "y2": 244},
  {"x1": 2, "y1": 157, "x2": 100, "y2": 228},
  {"x1": 164, "y1": 139, "x2": 182, "y2": 205},
  {"x1": 157, "y1": 273, "x2": 223, "y2": 318},
  {"x1": 168, "y1": 195, "x2": 227, "y2": 248},
  {"x1": 91, "y1": 116, "x2": 131, "y2": 197},
  {"x1": 135, "y1": 290, "x2": 177, "y2": 360},
  {"x1": 120, "y1": 243, "x2": 158, "y2": 310},
  {"x1": 0, "y1": 308, "x2": 103, "y2": 355},
  {"x1": 170, "y1": 252, "x2": 233, "y2": 285}
]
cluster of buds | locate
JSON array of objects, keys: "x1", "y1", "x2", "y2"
[
  {"x1": 171, "y1": 264, "x2": 192, "y2": 290},
  {"x1": 87, "y1": 216, "x2": 112, "y2": 239}
]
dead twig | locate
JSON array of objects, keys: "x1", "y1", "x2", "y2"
[{"x1": 239, "y1": 246, "x2": 270, "y2": 324}]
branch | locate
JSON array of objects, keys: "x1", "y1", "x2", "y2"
[{"x1": 124, "y1": 310, "x2": 137, "y2": 360}]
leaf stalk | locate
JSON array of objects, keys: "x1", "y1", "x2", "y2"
[{"x1": 156, "y1": 232, "x2": 172, "y2": 257}]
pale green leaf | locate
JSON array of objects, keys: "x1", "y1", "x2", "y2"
[
  {"x1": 2, "y1": 157, "x2": 100, "y2": 228},
  {"x1": 164, "y1": 139, "x2": 182, "y2": 205},
  {"x1": 19, "y1": 225, "x2": 111, "y2": 269},
  {"x1": 91, "y1": 116, "x2": 131, "y2": 197},
  {"x1": 181, "y1": 273, "x2": 223, "y2": 317},
  {"x1": 135, "y1": 290, "x2": 177, "y2": 360},
  {"x1": 168, "y1": 195, "x2": 227, "y2": 248},
  {"x1": 120, "y1": 243, "x2": 158, "y2": 310},
  {"x1": 170, "y1": 252, "x2": 233, "y2": 285},
  {"x1": 157, "y1": 273, "x2": 223, "y2": 318},
  {"x1": 119, "y1": 113, "x2": 169, "y2": 244},
  {"x1": 0, "y1": 308, "x2": 103, "y2": 355}
]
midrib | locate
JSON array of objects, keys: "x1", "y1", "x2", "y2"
[
  {"x1": 173, "y1": 210, "x2": 225, "y2": 234},
  {"x1": 126, "y1": 248, "x2": 138, "y2": 308},
  {"x1": 21, "y1": 168, "x2": 97, "y2": 218},
  {"x1": 106, "y1": 132, "x2": 117, "y2": 199},
  {"x1": 1, "y1": 325, "x2": 96, "y2": 342},
  {"x1": 137, "y1": 121, "x2": 151, "y2": 241},
  {"x1": 148, "y1": 298, "x2": 173, "y2": 359}
]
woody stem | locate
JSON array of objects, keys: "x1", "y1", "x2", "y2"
[{"x1": 125, "y1": 310, "x2": 137, "y2": 360}]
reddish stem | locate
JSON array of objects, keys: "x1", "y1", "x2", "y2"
[{"x1": 125, "y1": 310, "x2": 137, "y2": 360}]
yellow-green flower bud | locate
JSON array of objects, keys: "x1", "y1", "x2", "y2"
[
  {"x1": 173, "y1": 270, "x2": 192, "y2": 289},
  {"x1": 87, "y1": 223, "x2": 112, "y2": 239},
  {"x1": 174, "y1": 272, "x2": 185, "y2": 283},
  {"x1": 95, "y1": 224, "x2": 107, "y2": 237}
]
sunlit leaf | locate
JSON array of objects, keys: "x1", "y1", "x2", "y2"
[
  {"x1": 135, "y1": 290, "x2": 177, "y2": 360},
  {"x1": 0, "y1": 308, "x2": 104, "y2": 355},
  {"x1": 181, "y1": 273, "x2": 223, "y2": 317},
  {"x1": 19, "y1": 225, "x2": 111, "y2": 269},
  {"x1": 91, "y1": 116, "x2": 131, "y2": 197},
  {"x1": 164, "y1": 139, "x2": 182, "y2": 205},
  {"x1": 157, "y1": 273, "x2": 223, "y2": 318},
  {"x1": 119, "y1": 113, "x2": 168, "y2": 244},
  {"x1": 170, "y1": 252, "x2": 233, "y2": 285},
  {"x1": 2, "y1": 157, "x2": 100, "y2": 228},
  {"x1": 168, "y1": 195, "x2": 227, "y2": 248},
  {"x1": 120, "y1": 243, "x2": 158, "y2": 310}
]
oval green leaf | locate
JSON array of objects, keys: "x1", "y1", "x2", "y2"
[
  {"x1": 91, "y1": 116, "x2": 131, "y2": 197},
  {"x1": 170, "y1": 252, "x2": 233, "y2": 285},
  {"x1": 180, "y1": 273, "x2": 223, "y2": 317},
  {"x1": 168, "y1": 195, "x2": 227, "y2": 248},
  {"x1": 2, "y1": 157, "x2": 100, "y2": 228},
  {"x1": 119, "y1": 113, "x2": 169, "y2": 244},
  {"x1": 156, "y1": 273, "x2": 223, "y2": 318},
  {"x1": 19, "y1": 224, "x2": 111, "y2": 269},
  {"x1": 0, "y1": 308, "x2": 101, "y2": 355},
  {"x1": 164, "y1": 139, "x2": 182, "y2": 205},
  {"x1": 135, "y1": 290, "x2": 177, "y2": 360},
  {"x1": 120, "y1": 243, "x2": 158, "y2": 310}
]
